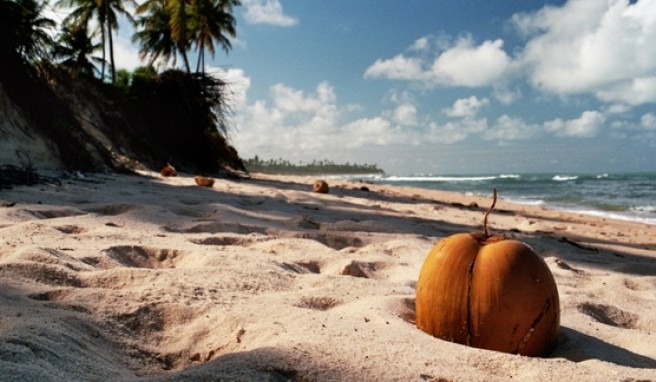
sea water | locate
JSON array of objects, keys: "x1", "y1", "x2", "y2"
[{"x1": 348, "y1": 172, "x2": 656, "y2": 225}]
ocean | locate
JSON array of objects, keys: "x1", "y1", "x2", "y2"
[{"x1": 348, "y1": 172, "x2": 656, "y2": 225}]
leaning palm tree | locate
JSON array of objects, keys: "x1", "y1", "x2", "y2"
[
  {"x1": 190, "y1": 0, "x2": 239, "y2": 75},
  {"x1": 57, "y1": 0, "x2": 135, "y2": 82}
]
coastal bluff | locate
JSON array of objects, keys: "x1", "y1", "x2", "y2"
[{"x1": 0, "y1": 68, "x2": 245, "y2": 175}]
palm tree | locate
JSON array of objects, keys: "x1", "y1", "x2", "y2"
[
  {"x1": 191, "y1": 0, "x2": 239, "y2": 74},
  {"x1": 167, "y1": 0, "x2": 192, "y2": 73},
  {"x1": 52, "y1": 23, "x2": 103, "y2": 77},
  {"x1": 133, "y1": 0, "x2": 177, "y2": 68},
  {"x1": 2, "y1": 0, "x2": 56, "y2": 64},
  {"x1": 57, "y1": 0, "x2": 135, "y2": 82},
  {"x1": 0, "y1": 0, "x2": 22, "y2": 55},
  {"x1": 134, "y1": 0, "x2": 239, "y2": 74},
  {"x1": 134, "y1": 0, "x2": 192, "y2": 72}
]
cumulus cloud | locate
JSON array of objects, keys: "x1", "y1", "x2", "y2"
[
  {"x1": 431, "y1": 37, "x2": 511, "y2": 87},
  {"x1": 231, "y1": 81, "x2": 409, "y2": 161},
  {"x1": 242, "y1": 0, "x2": 298, "y2": 27},
  {"x1": 207, "y1": 67, "x2": 251, "y2": 110},
  {"x1": 544, "y1": 110, "x2": 605, "y2": 138},
  {"x1": 424, "y1": 118, "x2": 489, "y2": 144},
  {"x1": 113, "y1": 38, "x2": 142, "y2": 72},
  {"x1": 392, "y1": 103, "x2": 418, "y2": 126},
  {"x1": 641, "y1": 113, "x2": 656, "y2": 130},
  {"x1": 484, "y1": 115, "x2": 540, "y2": 141},
  {"x1": 364, "y1": 37, "x2": 510, "y2": 87},
  {"x1": 514, "y1": 0, "x2": 656, "y2": 104},
  {"x1": 410, "y1": 37, "x2": 430, "y2": 51},
  {"x1": 271, "y1": 83, "x2": 335, "y2": 113},
  {"x1": 365, "y1": 0, "x2": 656, "y2": 108},
  {"x1": 383, "y1": 90, "x2": 419, "y2": 126},
  {"x1": 342, "y1": 118, "x2": 403, "y2": 148},
  {"x1": 364, "y1": 55, "x2": 426, "y2": 81},
  {"x1": 443, "y1": 96, "x2": 490, "y2": 118}
]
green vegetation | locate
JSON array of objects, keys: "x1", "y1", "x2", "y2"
[
  {"x1": 244, "y1": 157, "x2": 384, "y2": 175},
  {"x1": 0, "y1": 0, "x2": 244, "y2": 173},
  {"x1": 1, "y1": 0, "x2": 239, "y2": 82}
]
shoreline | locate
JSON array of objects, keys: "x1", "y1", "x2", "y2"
[
  {"x1": 1, "y1": 170, "x2": 655, "y2": 381},
  {"x1": 341, "y1": 172, "x2": 656, "y2": 227}
]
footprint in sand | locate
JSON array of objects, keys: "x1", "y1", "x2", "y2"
[
  {"x1": 278, "y1": 261, "x2": 322, "y2": 274},
  {"x1": 577, "y1": 302, "x2": 639, "y2": 329},
  {"x1": 189, "y1": 234, "x2": 270, "y2": 246},
  {"x1": 289, "y1": 231, "x2": 367, "y2": 251},
  {"x1": 25, "y1": 208, "x2": 86, "y2": 219},
  {"x1": 294, "y1": 296, "x2": 342, "y2": 311},
  {"x1": 339, "y1": 260, "x2": 387, "y2": 279},
  {"x1": 54, "y1": 225, "x2": 86, "y2": 234},
  {"x1": 164, "y1": 222, "x2": 267, "y2": 235},
  {"x1": 101, "y1": 245, "x2": 186, "y2": 269},
  {"x1": 82, "y1": 203, "x2": 135, "y2": 216}
]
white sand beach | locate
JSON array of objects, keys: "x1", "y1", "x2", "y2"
[{"x1": 1, "y1": 171, "x2": 655, "y2": 381}]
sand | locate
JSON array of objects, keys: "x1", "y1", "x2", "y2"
[{"x1": 0, "y1": 170, "x2": 654, "y2": 381}]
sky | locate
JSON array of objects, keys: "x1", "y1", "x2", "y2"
[{"x1": 59, "y1": 0, "x2": 656, "y2": 175}]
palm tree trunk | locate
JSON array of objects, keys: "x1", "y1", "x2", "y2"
[
  {"x1": 107, "y1": 18, "x2": 116, "y2": 83},
  {"x1": 100, "y1": 25, "x2": 106, "y2": 80},
  {"x1": 181, "y1": 50, "x2": 191, "y2": 73},
  {"x1": 196, "y1": 45, "x2": 204, "y2": 74}
]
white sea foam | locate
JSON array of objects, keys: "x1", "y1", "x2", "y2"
[
  {"x1": 554, "y1": 207, "x2": 656, "y2": 225},
  {"x1": 386, "y1": 175, "x2": 496, "y2": 182},
  {"x1": 505, "y1": 197, "x2": 545, "y2": 206},
  {"x1": 553, "y1": 175, "x2": 578, "y2": 181}
]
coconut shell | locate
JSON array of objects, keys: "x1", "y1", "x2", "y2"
[{"x1": 312, "y1": 180, "x2": 329, "y2": 193}]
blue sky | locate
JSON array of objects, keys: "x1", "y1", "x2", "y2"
[{"x1": 104, "y1": 0, "x2": 656, "y2": 174}]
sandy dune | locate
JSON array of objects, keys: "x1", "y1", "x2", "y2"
[{"x1": 1, "y1": 171, "x2": 655, "y2": 381}]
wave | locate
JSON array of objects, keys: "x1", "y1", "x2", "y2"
[
  {"x1": 561, "y1": 208, "x2": 656, "y2": 225},
  {"x1": 552, "y1": 175, "x2": 579, "y2": 181},
  {"x1": 386, "y1": 175, "x2": 498, "y2": 182},
  {"x1": 385, "y1": 174, "x2": 525, "y2": 182}
]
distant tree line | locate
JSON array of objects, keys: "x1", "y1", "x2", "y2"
[{"x1": 244, "y1": 157, "x2": 384, "y2": 175}]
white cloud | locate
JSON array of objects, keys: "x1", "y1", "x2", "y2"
[
  {"x1": 271, "y1": 83, "x2": 329, "y2": 113},
  {"x1": 641, "y1": 113, "x2": 656, "y2": 130},
  {"x1": 514, "y1": 0, "x2": 656, "y2": 104},
  {"x1": 484, "y1": 115, "x2": 539, "y2": 141},
  {"x1": 364, "y1": 0, "x2": 656, "y2": 109},
  {"x1": 383, "y1": 90, "x2": 419, "y2": 126},
  {"x1": 425, "y1": 118, "x2": 488, "y2": 144},
  {"x1": 364, "y1": 55, "x2": 426, "y2": 81},
  {"x1": 544, "y1": 110, "x2": 605, "y2": 138},
  {"x1": 431, "y1": 37, "x2": 511, "y2": 87},
  {"x1": 392, "y1": 103, "x2": 418, "y2": 126},
  {"x1": 596, "y1": 77, "x2": 656, "y2": 106},
  {"x1": 410, "y1": 37, "x2": 430, "y2": 51},
  {"x1": 364, "y1": 37, "x2": 511, "y2": 87},
  {"x1": 232, "y1": 80, "x2": 409, "y2": 160},
  {"x1": 113, "y1": 34, "x2": 143, "y2": 72},
  {"x1": 208, "y1": 67, "x2": 251, "y2": 110},
  {"x1": 443, "y1": 96, "x2": 490, "y2": 118},
  {"x1": 342, "y1": 118, "x2": 403, "y2": 148},
  {"x1": 242, "y1": 0, "x2": 298, "y2": 27}
]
